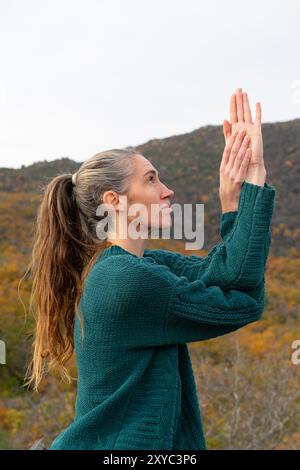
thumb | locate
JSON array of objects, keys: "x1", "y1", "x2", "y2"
[{"x1": 223, "y1": 120, "x2": 231, "y2": 142}]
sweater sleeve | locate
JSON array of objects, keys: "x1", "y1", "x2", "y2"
[
  {"x1": 164, "y1": 272, "x2": 265, "y2": 344},
  {"x1": 117, "y1": 257, "x2": 266, "y2": 348},
  {"x1": 143, "y1": 181, "x2": 275, "y2": 290},
  {"x1": 220, "y1": 210, "x2": 238, "y2": 241},
  {"x1": 142, "y1": 211, "x2": 237, "y2": 280}
]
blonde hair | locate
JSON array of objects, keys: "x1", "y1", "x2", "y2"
[{"x1": 22, "y1": 148, "x2": 139, "y2": 392}]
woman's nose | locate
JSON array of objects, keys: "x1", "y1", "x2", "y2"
[
  {"x1": 167, "y1": 188, "x2": 174, "y2": 197},
  {"x1": 162, "y1": 185, "x2": 174, "y2": 199}
]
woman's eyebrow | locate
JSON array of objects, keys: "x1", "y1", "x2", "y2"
[{"x1": 144, "y1": 169, "x2": 159, "y2": 177}]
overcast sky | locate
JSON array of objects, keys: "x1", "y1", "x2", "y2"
[{"x1": 0, "y1": 0, "x2": 299, "y2": 168}]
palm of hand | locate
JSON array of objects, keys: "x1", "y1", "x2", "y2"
[
  {"x1": 223, "y1": 89, "x2": 264, "y2": 166},
  {"x1": 231, "y1": 122, "x2": 263, "y2": 165}
]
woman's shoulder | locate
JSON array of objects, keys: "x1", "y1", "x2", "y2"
[
  {"x1": 80, "y1": 252, "x2": 180, "y2": 318},
  {"x1": 89, "y1": 251, "x2": 180, "y2": 291}
]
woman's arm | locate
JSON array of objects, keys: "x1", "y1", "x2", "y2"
[
  {"x1": 144, "y1": 129, "x2": 250, "y2": 280},
  {"x1": 164, "y1": 275, "x2": 266, "y2": 344},
  {"x1": 145, "y1": 89, "x2": 274, "y2": 289},
  {"x1": 111, "y1": 255, "x2": 266, "y2": 348},
  {"x1": 144, "y1": 180, "x2": 275, "y2": 289},
  {"x1": 220, "y1": 210, "x2": 238, "y2": 241},
  {"x1": 144, "y1": 207, "x2": 237, "y2": 270},
  {"x1": 143, "y1": 211, "x2": 236, "y2": 280}
]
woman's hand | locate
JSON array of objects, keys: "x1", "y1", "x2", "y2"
[
  {"x1": 219, "y1": 129, "x2": 252, "y2": 213},
  {"x1": 223, "y1": 88, "x2": 266, "y2": 186},
  {"x1": 223, "y1": 88, "x2": 263, "y2": 166}
]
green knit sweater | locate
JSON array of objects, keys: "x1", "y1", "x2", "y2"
[{"x1": 49, "y1": 181, "x2": 276, "y2": 450}]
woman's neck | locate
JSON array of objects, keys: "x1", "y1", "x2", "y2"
[{"x1": 107, "y1": 237, "x2": 148, "y2": 258}]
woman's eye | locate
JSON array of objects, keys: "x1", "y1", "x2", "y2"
[{"x1": 148, "y1": 175, "x2": 154, "y2": 182}]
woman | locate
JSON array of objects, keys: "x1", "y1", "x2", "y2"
[{"x1": 25, "y1": 88, "x2": 276, "y2": 450}]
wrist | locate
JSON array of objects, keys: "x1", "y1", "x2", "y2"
[
  {"x1": 245, "y1": 164, "x2": 266, "y2": 187},
  {"x1": 221, "y1": 203, "x2": 238, "y2": 214},
  {"x1": 220, "y1": 192, "x2": 239, "y2": 214}
]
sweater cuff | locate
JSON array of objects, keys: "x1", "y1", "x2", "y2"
[
  {"x1": 238, "y1": 181, "x2": 276, "y2": 211},
  {"x1": 221, "y1": 211, "x2": 238, "y2": 222}
]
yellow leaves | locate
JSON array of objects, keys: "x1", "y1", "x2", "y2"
[
  {"x1": 272, "y1": 223, "x2": 300, "y2": 240},
  {"x1": 0, "y1": 402, "x2": 8, "y2": 424},
  {"x1": 200, "y1": 194, "x2": 209, "y2": 204},
  {"x1": 274, "y1": 432, "x2": 300, "y2": 450},
  {"x1": 245, "y1": 329, "x2": 275, "y2": 357},
  {"x1": 1, "y1": 183, "x2": 300, "y2": 449},
  {"x1": 0, "y1": 263, "x2": 20, "y2": 285},
  {"x1": 0, "y1": 402, "x2": 25, "y2": 437}
]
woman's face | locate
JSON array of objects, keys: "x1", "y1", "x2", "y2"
[{"x1": 123, "y1": 154, "x2": 175, "y2": 234}]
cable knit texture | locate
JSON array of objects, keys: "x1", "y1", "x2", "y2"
[{"x1": 49, "y1": 181, "x2": 276, "y2": 450}]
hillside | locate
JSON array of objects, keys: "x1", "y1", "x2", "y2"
[
  {"x1": 1, "y1": 118, "x2": 300, "y2": 255},
  {"x1": 0, "y1": 118, "x2": 299, "y2": 450}
]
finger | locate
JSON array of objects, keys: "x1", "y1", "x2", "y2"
[
  {"x1": 222, "y1": 121, "x2": 226, "y2": 141},
  {"x1": 230, "y1": 134, "x2": 250, "y2": 175},
  {"x1": 223, "y1": 120, "x2": 231, "y2": 141},
  {"x1": 232, "y1": 134, "x2": 251, "y2": 175},
  {"x1": 221, "y1": 129, "x2": 240, "y2": 168},
  {"x1": 243, "y1": 92, "x2": 253, "y2": 124},
  {"x1": 255, "y1": 102, "x2": 262, "y2": 126},
  {"x1": 227, "y1": 130, "x2": 247, "y2": 170},
  {"x1": 236, "y1": 87, "x2": 244, "y2": 122},
  {"x1": 236, "y1": 148, "x2": 251, "y2": 182},
  {"x1": 230, "y1": 94, "x2": 238, "y2": 124}
]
